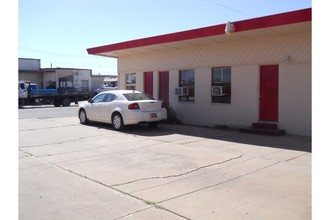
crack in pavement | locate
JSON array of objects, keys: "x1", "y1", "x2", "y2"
[
  {"x1": 111, "y1": 155, "x2": 243, "y2": 187},
  {"x1": 20, "y1": 148, "x2": 295, "y2": 219},
  {"x1": 20, "y1": 150, "x2": 191, "y2": 220},
  {"x1": 126, "y1": 156, "x2": 256, "y2": 195},
  {"x1": 31, "y1": 139, "x2": 140, "y2": 158},
  {"x1": 157, "y1": 160, "x2": 282, "y2": 204},
  {"x1": 19, "y1": 133, "x2": 110, "y2": 148},
  {"x1": 285, "y1": 152, "x2": 309, "y2": 162},
  {"x1": 19, "y1": 118, "x2": 83, "y2": 131},
  {"x1": 19, "y1": 124, "x2": 81, "y2": 132}
]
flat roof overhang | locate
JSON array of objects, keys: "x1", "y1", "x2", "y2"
[{"x1": 87, "y1": 8, "x2": 311, "y2": 58}]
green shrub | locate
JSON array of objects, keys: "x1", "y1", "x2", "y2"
[{"x1": 166, "y1": 105, "x2": 181, "y2": 124}]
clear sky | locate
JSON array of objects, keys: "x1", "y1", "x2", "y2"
[{"x1": 18, "y1": 0, "x2": 311, "y2": 75}]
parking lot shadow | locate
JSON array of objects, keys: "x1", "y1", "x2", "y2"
[{"x1": 86, "y1": 122, "x2": 311, "y2": 153}]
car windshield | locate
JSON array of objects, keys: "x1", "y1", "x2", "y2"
[{"x1": 123, "y1": 92, "x2": 155, "y2": 101}]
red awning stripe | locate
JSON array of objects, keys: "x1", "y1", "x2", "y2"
[{"x1": 87, "y1": 8, "x2": 311, "y2": 55}]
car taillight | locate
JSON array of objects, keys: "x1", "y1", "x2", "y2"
[{"x1": 128, "y1": 103, "x2": 140, "y2": 109}]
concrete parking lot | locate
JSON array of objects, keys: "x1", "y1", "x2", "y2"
[{"x1": 19, "y1": 115, "x2": 311, "y2": 219}]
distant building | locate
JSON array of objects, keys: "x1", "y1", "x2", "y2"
[
  {"x1": 42, "y1": 68, "x2": 92, "y2": 92},
  {"x1": 19, "y1": 58, "x2": 93, "y2": 93},
  {"x1": 18, "y1": 58, "x2": 43, "y2": 88},
  {"x1": 90, "y1": 74, "x2": 118, "y2": 95},
  {"x1": 19, "y1": 58, "x2": 41, "y2": 71}
]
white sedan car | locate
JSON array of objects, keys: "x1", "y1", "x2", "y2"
[{"x1": 78, "y1": 90, "x2": 167, "y2": 130}]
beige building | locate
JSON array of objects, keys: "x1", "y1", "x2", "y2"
[
  {"x1": 18, "y1": 58, "x2": 43, "y2": 88},
  {"x1": 87, "y1": 8, "x2": 311, "y2": 136}
]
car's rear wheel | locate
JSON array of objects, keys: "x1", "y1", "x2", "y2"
[
  {"x1": 148, "y1": 122, "x2": 159, "y2": 128},
  {"x1": 79, "y1": 109, "x2": 89, "y2": 124},
  {"x1": 112, "y1": 113, "x2": 124, "y2": 130}
]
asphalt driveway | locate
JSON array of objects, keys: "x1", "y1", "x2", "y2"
[{"x1": 19, "y1": 117, "x2": 311, "y2": 219}]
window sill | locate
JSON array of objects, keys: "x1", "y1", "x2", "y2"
[
  {"x1": 178, "y1": 101, "x2": 195, "y2": 104},
  {"x1": 211, "y1": 102, "x2": 232, "y2": 105}
]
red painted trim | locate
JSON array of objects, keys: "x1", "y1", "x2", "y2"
[
  {"x1": 86, "y1": 24, "x2": 224, "y2": 54},
  {"x1": 260, "y1": 65, "x2": 279, "y2": 121},
  {"x1": 87, "y1": 8, "x2": 311, "y2": 55},
  {"x1": 144, "y1": 71, "x2": 153, "y2": 96},
  {"x1": 159, "y1": 71, "x2": 169, "y2": 105}
]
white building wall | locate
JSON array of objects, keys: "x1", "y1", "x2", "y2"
[
  {"x1": 18, "y1": 72, "x2": 43, "y2": 88},
  {"x1": 43, "y1": 72, "x2": 56, "y2": 88},
  {"x1": 117, "y1": 32, "x2": 311, "y2": 136},
  {"x1": 43, "y1": 72, "x2": 56, "y2": 82},
  {"x1": 153, "y1": 71, "x2": 160, "y2": 99},
  {"x1": 135, "y1": 71, "x2": 144, "y2": 91},
  {"x1": 279, "y1": 63, "x2": 311, "y2": 136},
  {"x1": 50, "y1": 69, "x2": 92, "y2": 91},
  {"x1": 169, "y1": 65, "x2": 260, "y2": 128},
  {"x1": 73, "y1": 69, "x2": 92, "y2": 91}
]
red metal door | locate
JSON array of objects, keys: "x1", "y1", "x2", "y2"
[
  {"x1": 159, "y1": 71, "x2": 169, "y2": 106},
  {"x1": 259, "y1": 65, "x2": 279, "y2": 121},
  {"x1": 144, "y1": 72, "x2": 153, "y2": 97}
]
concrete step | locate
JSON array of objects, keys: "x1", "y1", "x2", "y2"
[
  {"x1": 240, "y1": 122, "x2": 286, "y2": 136},
  {"x1": 239, "y1": 127, "x2": 286, "y2": 136},
  {"x1": 252, "y1": 122, "x2": 278, "y2": 129}
]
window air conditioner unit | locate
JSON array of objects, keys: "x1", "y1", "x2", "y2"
[
  {"x1": 175, "y1": 87, "x2": 189, "y2": 96},
  {"x1": 211, "y1": 86, "x2": 227, "y2": 96}
]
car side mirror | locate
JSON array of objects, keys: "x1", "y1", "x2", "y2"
[{"x1": 88, "y1": 98, "x2": 93, "y2": 103}]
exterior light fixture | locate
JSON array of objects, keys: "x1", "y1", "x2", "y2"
[
  {"x1": 285, "y1": 56, "x2": 292, "y2": 63},
  {"x1": 225, "y1": 21, "x2": 234, "y2": 34}
]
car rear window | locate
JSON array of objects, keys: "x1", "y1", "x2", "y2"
[{"x1": 123, "y1": 92, "x2": 155, "y2": 101}]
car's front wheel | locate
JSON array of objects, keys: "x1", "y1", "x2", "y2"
[
  {"x1": 79, "y1": 109, "x2": 89, "y2": 124},
  {"x1": 112, "y1": 113, "x2": 124, "y2": 130}
]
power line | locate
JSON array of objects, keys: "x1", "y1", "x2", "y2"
[
  {"x1": 202, "y1": 0, "x2": 254, "y2": 17},
  {"x1": 40, "y1": 58, "x2": 115, "y2": 68},
  {"x1": 19, "y1": 46, "x2": 90, "y2": 58}
]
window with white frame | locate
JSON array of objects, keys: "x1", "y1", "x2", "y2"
[
  {"x1": 178, "y1": 70, "x2": 195, "y2": 102},
  {"x1": 126, "y1": 73, "x2": 136, "y2": 90},
  {"x1": 211, "y1": 67, "x2": 231, "y2": 103}
]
